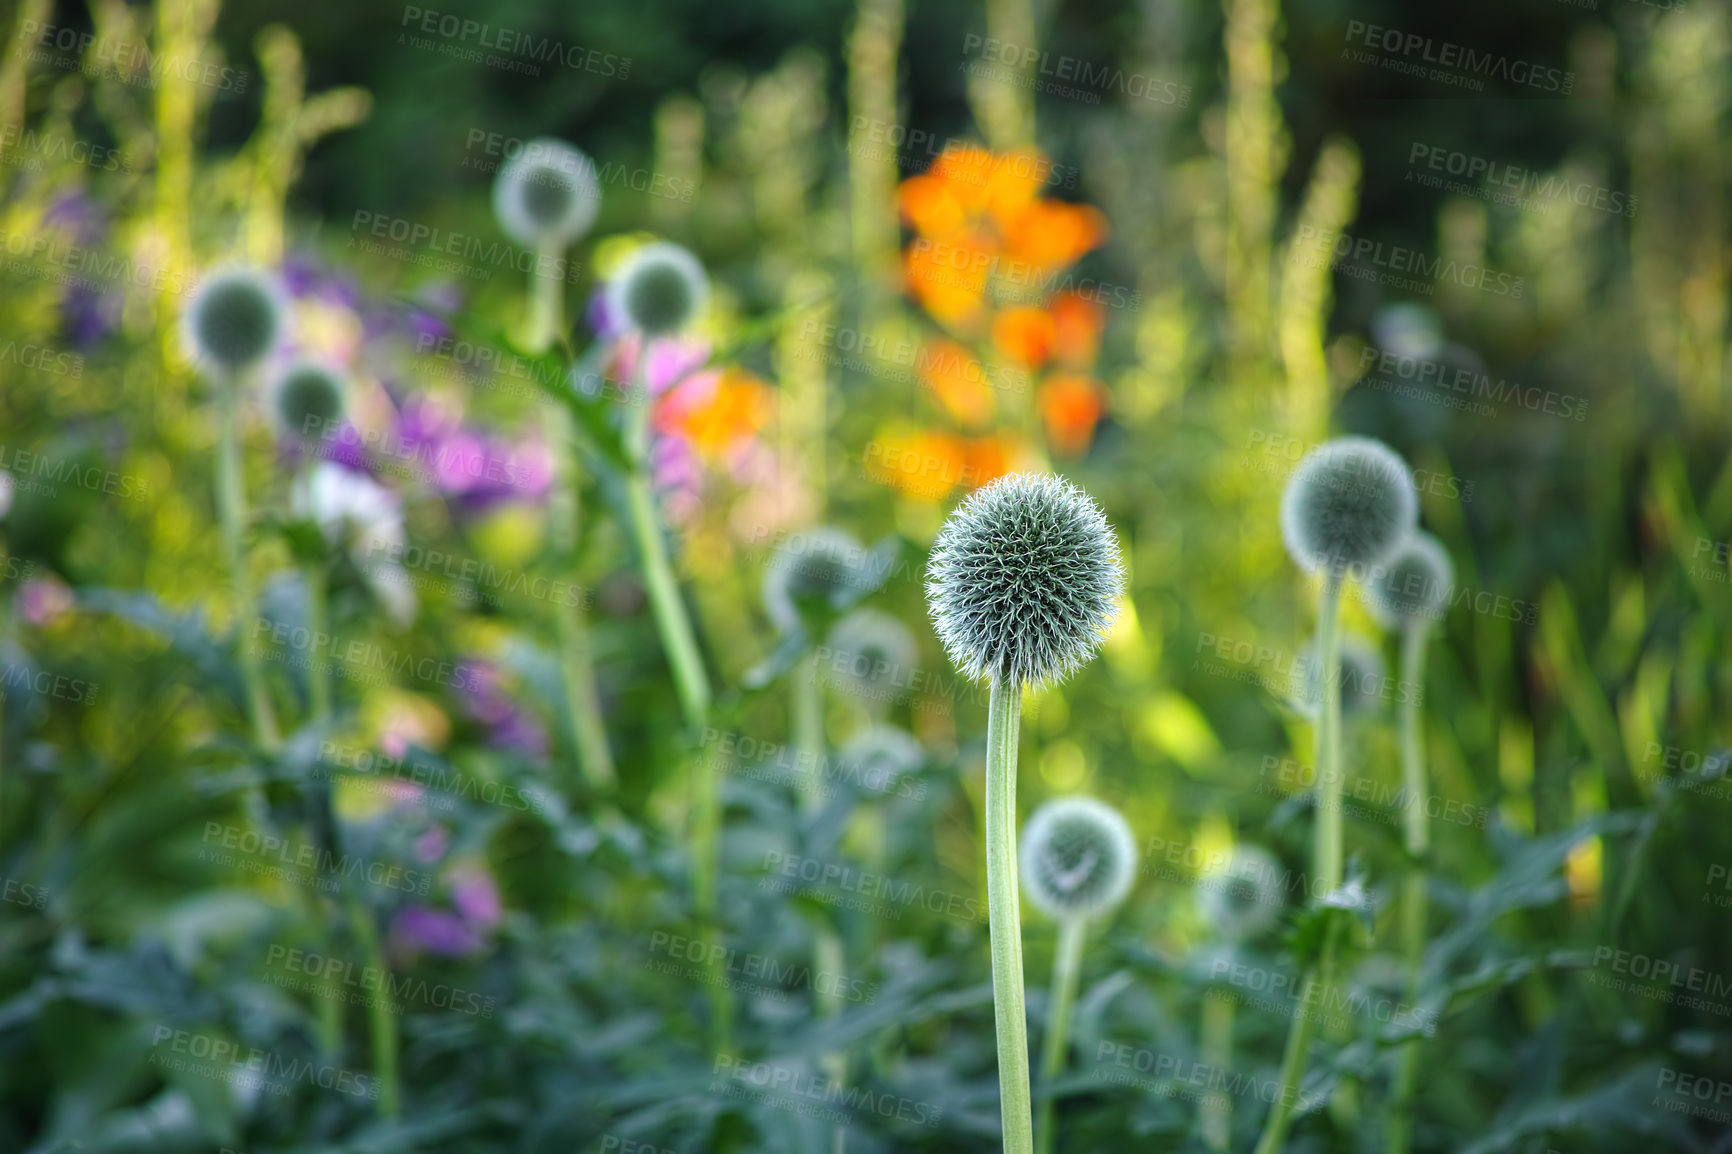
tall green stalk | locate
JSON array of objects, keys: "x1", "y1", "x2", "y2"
[
  {"x1": 526, "y1": 239, "x2": 563, "y2": 353},
  {"x1": 217, "y1": 381, "x2": 279, "y2": 749},
  {"x1": 1200, "y1": 990, "x2": 1236, "y2": 1150},
  {"x1": 301, "y1": 557, "x2": 344, "y2": 1058},
  {"x1": 1035, "y1": 916, "x2": 1084, "y2": 1154},
  {"x1": 1255, "y1": 570, "x2": 1344, "y2": 1154},
  {"x1": 344, "y1": 885, "x2": 399, "y2": 1117},
  {"x1": 795, "y1": 650, "x2": 847, "y2": 1153},
  {"x1": 1387, "y1": 619, "x2": 1431, "y2": 1154},
  {"x1": 986, "y1": 676, "x2": 1034, "y2": 1154},
  {"x1": 546, "y1": 402, "x2": 615, "y2": 790}
]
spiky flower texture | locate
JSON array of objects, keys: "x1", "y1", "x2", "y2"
[
  {"x1": 273, "y1": 361, "x2": 346, "y2": 440},
  {"x1": 1279, "y1": 436, "x2": 1417, "y2": 576},
  {"x1": 182, "y1": 267, "x2": 285, "y2": 378},
  {"x1": 492, "y1": 138, "x2": 601, "y2": 248},
  {"x1": 1020, "y1": 797, "x2": 1137, "y2": 921},
  {"x1": 927, "y1": 474, "x2": 1123, "y2": 689},
  {"x1": 609, "y1": 243, "x2": 708, "y2": 338},
  {"x1": 1362, "y1": 531, "x2": 1454, "y2": 627}
]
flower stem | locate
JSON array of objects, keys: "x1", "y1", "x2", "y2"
[
  {"x1": 1255, "y1": 570, "x2": 1344, "y2": 1153},
  {"x1": 546, "y1": 401, "x2": 615, "y2": 790},
  {"x1": 1035, "y1": 916, "x2": 1084, "y2": 1154},
  {"x1": 344, "y1": 889, "x2": 399, "y2": 1118},
  {"x1": 303, "y1": 560, "x2": 331, "y2": 726},
  {"x1": 525, "y1": 239, "x2": 563, "y2": 353},
  {"x1": 1387, "y1": 620, "x2": 1431, "y2": 1154},
  {"x1": 1200, "y1": 990, "x2": 1236, "y2": 1150},
  {"x1": 217, "y1": 382, "x2": 278, "y2": 749},
  {"x1": 986, "y1": 675, "x2": 1034, "y2": 1154}
]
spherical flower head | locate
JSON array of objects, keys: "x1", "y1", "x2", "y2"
[
  {"x1": 825, "y1": 608, "x2": 917, "y2": 711},
  {"x1": 1361, "y1": 530, "x2": 1453, "y2": 628},
  {"x1": 836, "y1": 724, "x2": 925, "y2": 795},
  {"x1": 181, "y1": 266, "x2": 286, "y2": 378},
  {"x1": 762, "y1": 527, "x2": 872, "y2": 635},
  {"x1": 272, "y1": 359, "x2": 347, "y2": 441},
  {"x1": 492, "y1": 138, "x2": 601, "y2": 248},
  {"x1": 1020, "y1": 796, "x2": 1137, "y2": 922},
  {"x1": 1196, "y1": 846, "x2": 1285, "y2": 941},
  {"x1": 926, "y1": 473, "x2": 1123, "y2": 688},
  {"x1": 1300, "y1": 633, "x2": 1387, "y2": 718},
  {"x1": 608, "y1": 243, "x2": 708, "y2": 338},
  {"x1": 1279, "y1": 436, "x2": 1417, "y2": 576}
]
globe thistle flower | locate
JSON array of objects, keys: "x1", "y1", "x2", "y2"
[
  {"x1": 763, "y1": 527, "x2": 873, "y2": 635},
  {"x1": 271, "y1": 359, "x2": 347, "y2": 442},
  {"x1": 492, "y1": 138, "x2": 601, "y2": 248},
  {"x1": 824, "y1": 608, "x2": 918, "y2": 712},
  {"x1": 608, "y1": 243, "x2": 708, "y2": 339},
  {"x1": 1019, "y1": 797, "x2": 1137, "y2": 922},
  {"x1": 1195, "y1": 846, "x2": 1286, "y2": 941},
  {"x1": 1279, "y1": 437, "x2": 1417, "y2": 577},
  {"x1": 927, "y1": 473, "x2": 1123, "y2": 689},
  {"x1": 836, "y1": 724, "x2": 925, "y2": 797},
  {"x1": 181, "y1": 266, "x2": 286, "y2": 378},
  {"x1": 1360, "y1": 531, "x2": 1454, "y2": 628},
  {"x1": 1299, "y1": 633, "x2": 1387, "y2": 718}
]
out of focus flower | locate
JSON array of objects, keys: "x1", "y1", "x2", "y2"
[
  {"x1": 865, "y1": 428, "x2": 1015, "y2": 502},
  {"x1": 19, "y1": 573, "x2": 73, "y2": 626},
  {"x1": 291, "y1": 462, "x2": 416, "y2": 625},
  {"x1": 392, "y1": 395, "x2": 553, "y2": 511},
  {"x1": 389, "y1": 855, "x2": 504, "y2": 961},
  {"x1": 459, "y1": 658, "x2": 549, "y2": 759},
  {"x1": 919, "y1": 341, "x2": 996, "y2": 427},
  {"x1": 1038, "y1": 375, "x2": 1108, "y2": 457},
  {"x1": 655, "y1": 367, "x2": 773, "y2": 461}
]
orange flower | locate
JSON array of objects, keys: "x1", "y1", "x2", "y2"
[
  {"x1": 1000, "y1": 199, "x2": 1107, "y2": 273},
  {"x1": 899, "y1": 173, "x2": 973, "y2": 242},
  {"x1": 867, "y1": 427, "x2": 971, "y2": 502},
  {"x1": 919, "y1": 340, "x2": 996, "y2": 427},
  {"x1": 965, "y1": 434, "x2": 1014, "y2": 489},
  {"x1": 1050, "y1": 292, "x2": 1106, "y2": 368},
  {"x1": 660, "y1": 368, "x2": 772, "y2": 460},
  {"x1": 903, "y1": 230, "x2": 996, "y2": 331},
  {"x1": 991, "y1": 307, "x2": 1057, "y2": 370},
  {"x1": 1038, "y1": 375, "x2": 1106, "y2": 455}
]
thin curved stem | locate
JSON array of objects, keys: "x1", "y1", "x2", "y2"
[
  {"x1": 1035, "y1": 916, "x2": 1084, "y2": 1154},
  {"x1": 1255, "y1": 570, "x2": 1344, "y2": 1153},
  {"x1": 343, "y1": 887, "x2": 399, "y2": 1118},
  {"x1": 304, "y1": 560, "x2": 331, "y2": 727},
  {"x1": 986, "y1": 676, "x2": 1034, "y2": 1154},
  {"x1": 1388, "y1": 620, "x2": 1431, "y2": 1154},
  {"x1": 1200, "y1": 990, "x2": 1236, "y2": 1150},
  {"x1": 545, "y1": 401, "x2": 615, "y2": 789},
  {"x1": 218, "y1": 382, "x2": 278, "y2": 749}
]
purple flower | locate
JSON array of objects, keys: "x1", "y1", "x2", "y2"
[
  {"x1": 459, "y1": 659, "x2": 550, "y2": 759},
  {"x1": 390, "y1": 905, "x2": 481, "y2": 959}
]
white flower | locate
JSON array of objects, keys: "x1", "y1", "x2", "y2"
[{"x1": 292, "y1": 463, "x2": 416, "y2": 625}]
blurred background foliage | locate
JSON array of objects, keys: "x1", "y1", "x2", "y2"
[{"x1": 0, "y1": 0, "x2": 1728, "y2": 1150}]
